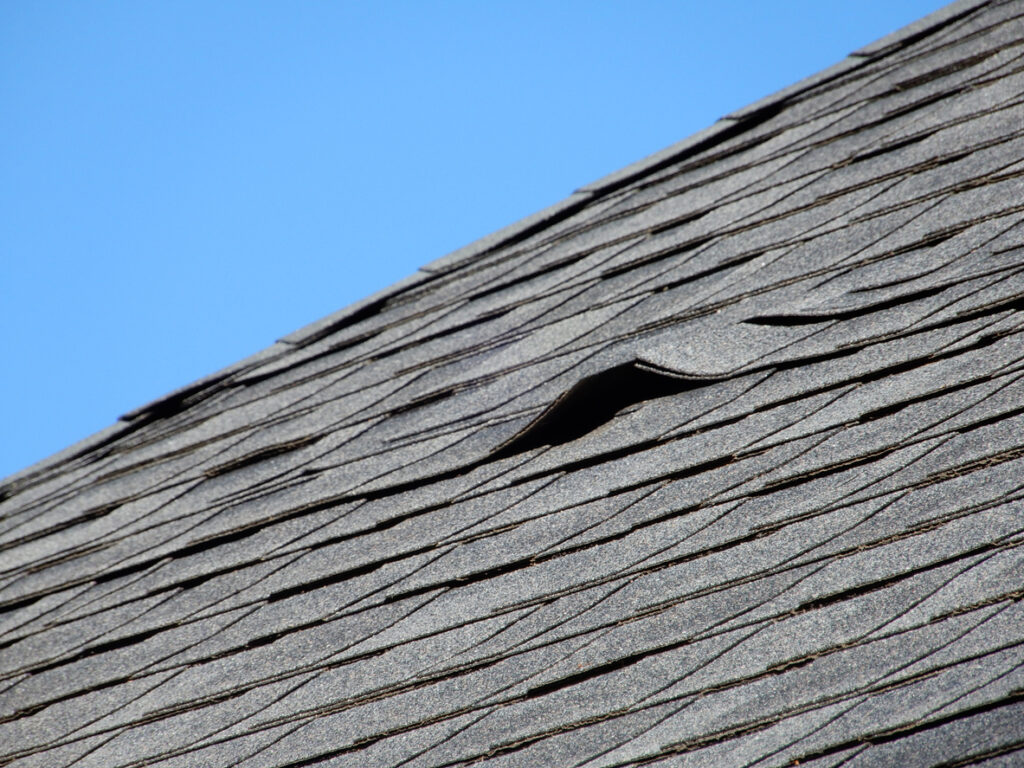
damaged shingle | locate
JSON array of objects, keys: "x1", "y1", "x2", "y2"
[{"x1": 2, "y1": 2, "x2": 1023, "y2": 767}]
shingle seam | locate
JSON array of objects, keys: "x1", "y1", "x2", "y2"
[
  {"x1": 34, "y1": 548, "x2": 1015, "y2": 768},
  {"x1": 185, "y1": 588, "x2": 1024, "y2": 743},
  {"x1": 327, "y1": 628, "x2": 1020, "y2": 768},
  {"x1": 783, "y1": 691, "x2": 1024, "y2": 768},
  {"x1": 4, "y1": 614, "x2": 1015, "y2": 768},
  {"x1": 627, "y1": 675, "x2": 1023, "y2": 768},
  {"x1": 523, "y1": 588, "x2": 1020, "y2": 716},
  {"x1": 14, "y1": 588, "x2": 1010, "y2": 768},
  {"x1": 6, "y1": 495, "x2": 1015, "y2": 741},
  {"x1": 9, "y1": 493, "x2": 1017, "y2": 692}
]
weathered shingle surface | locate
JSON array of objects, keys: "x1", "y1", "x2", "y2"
[{"x1": 3, "y1": 2, "x2": 1024, "y2": 766}]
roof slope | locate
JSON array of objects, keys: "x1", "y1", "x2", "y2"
[{"x1": 3, "y1": 2, "x2": 1024, "y2": 766}]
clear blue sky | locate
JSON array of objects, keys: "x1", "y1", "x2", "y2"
[{"x1": 2, "y1": 1, "x2": 946, "y2": 479}]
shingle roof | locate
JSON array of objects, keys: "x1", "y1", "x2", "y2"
[{"x1": 3, "y1": 2, "x2": 1024, "y2": 766}]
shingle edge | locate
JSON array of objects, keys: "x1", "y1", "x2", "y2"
[
  {"x1": 0, "y1": 421, "x2": 135, "y2": 491},
  {"x1": 419, "y1": 192, "x2": 594, "y2": 275},
  {"x1": 118, "y1": 341, "x2": 295, "y2": 421},
  {"x1": 724, "y1": 56, "x2": 869, "y2": 121},
  {"x1": 414, "y1": 3, "x2": 992, "y2": 280},
  {"x1": 279, "y1": 269, "x2": 435, "y2": 345},
  {"x1": 851, "y1": 0, "x2": 992, "y2": 56},
  {"x1": 574, "y1": 120, "x2": 739, "y2": 196}
]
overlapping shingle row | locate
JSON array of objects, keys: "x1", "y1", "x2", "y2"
[{"x1": 2, "y1": 2, "x2": 1024, "y2": 766}]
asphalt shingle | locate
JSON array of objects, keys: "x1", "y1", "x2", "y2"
[{"x1": 3, "y1": 3, "x2": 1024, "y2": 767}]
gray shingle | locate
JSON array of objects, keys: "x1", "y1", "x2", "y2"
[{"x1": 3, "y1": 4, "x2": 1023, "y2": 767}]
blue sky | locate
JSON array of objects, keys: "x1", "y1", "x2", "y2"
[{"x1": 1, "y1": 1, "x2": 947, "y2": 479}]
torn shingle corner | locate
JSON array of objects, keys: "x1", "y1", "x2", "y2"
[
  {"x1": 494, "y1": 362, "x2": 712, "y2": 457},
  {"x1": 3, "y1": 3, "x2": 1024, "y2": 767}
]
